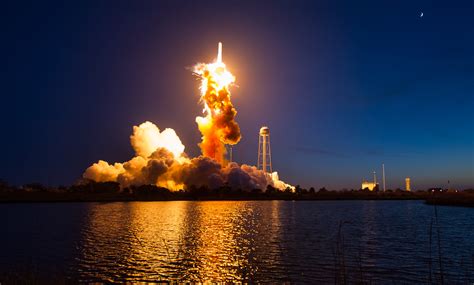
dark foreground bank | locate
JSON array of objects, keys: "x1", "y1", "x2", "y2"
[{"x1": 0, "y1": 181, "x2": 473, "y2": 207}]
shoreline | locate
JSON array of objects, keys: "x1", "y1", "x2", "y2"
[
  {"x1": 1, "y1": 192, "x2": 472, "y2": 207},
  {"x1": 2, "y1": 182, "x2": 472, "y2": 207}
]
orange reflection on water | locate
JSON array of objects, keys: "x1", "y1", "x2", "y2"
[{"x1": 77, "y1": 201, "x2": 283, "y2": 282}]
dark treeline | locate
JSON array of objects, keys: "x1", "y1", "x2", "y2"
[{"x1": 0, "y1": 179, "x2": 473, "y2": 206}]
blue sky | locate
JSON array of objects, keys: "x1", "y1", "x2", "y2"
[{"x1": 1, "y1": 0, "x2": 473, "y2": 189}]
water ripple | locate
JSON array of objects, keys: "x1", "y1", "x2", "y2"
[{"x1": 0, "y1": 201, "x2": 473, "y2": 283}]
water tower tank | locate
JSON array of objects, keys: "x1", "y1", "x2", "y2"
[{"x1": 258, "y1": 126, "x2": 272, "y2": 173}]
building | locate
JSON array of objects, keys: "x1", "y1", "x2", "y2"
[
  {"x1": 405, "y1": 178, "x2": 411, "y2": 191},
  {"x1": 361, "y1": 170, "x2": 378, "y2": 191}
]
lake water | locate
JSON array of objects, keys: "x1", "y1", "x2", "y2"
[{"x1": 1, "y1": 201, "x2": 473, "y2": 283}]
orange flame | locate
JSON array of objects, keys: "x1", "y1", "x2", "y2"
[{"x1": 194, "y1": 42, "x2": 241, "y2": 164}]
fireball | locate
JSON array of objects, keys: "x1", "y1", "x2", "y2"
[{"x1": 194, "y1": 42, "x2": 241, "y2": 164}]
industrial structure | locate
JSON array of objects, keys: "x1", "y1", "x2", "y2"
[
  {"x1": 405, "y1": 177, "x2": 411, "y2": 191},
  {"x1": 258, "y1": 126, "x2": 272, "y2": 173},
  {"x1": 382, "y1": 163, "x2": 386, "y2": 192},
  {"x1": 360, "y1": 164, "x2": 413, "y2": 192},
  {"x1": 227, "y1": 145, "x2": 233, "y2": 163},
  {"x1": 361, "y1": 170, "x2": 378, "y2": 191}
]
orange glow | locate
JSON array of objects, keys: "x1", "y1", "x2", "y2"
[
  {"x1": 130, "y1": 121, "x2": 185, "y2": 159},
  {"x1": 194, "y1": 42, "x2": 241, "y2": 165},
  {"x1": 83, "y1": 43, "x2": 294, "y2": 192}
]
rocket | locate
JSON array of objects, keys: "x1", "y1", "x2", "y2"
[{"x1": 217, "y1": 42, "x2": 222, "y2": 64}]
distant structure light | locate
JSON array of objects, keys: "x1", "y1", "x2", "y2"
[
  {"x1": 405, "y1": 177, "x2": 411, "y2": 191},
  {"x1": 361, "y1": 181, "x2": 377, "y2": 191},
  {"x1": 361, "y1": 170, "x2": 378, "y2": 191}
]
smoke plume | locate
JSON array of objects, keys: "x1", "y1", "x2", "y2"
[
  {"x1": 83, "y1": 43, "x2": 293, "y2": 192},
  {"x1": 83, "y1": 121, "x2": 292, "y2": 191},
  {"x1": 194, "y1": 60, "x2": 241, "y2": 165}
]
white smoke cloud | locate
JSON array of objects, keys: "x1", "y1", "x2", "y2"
[
  {"x1": 130, "y1": 121, "x2": 184, "y2": 158},
  {"x1": 83, "y1": 160, "x2": 124, "y2": 183}
]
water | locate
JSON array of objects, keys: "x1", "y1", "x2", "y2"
[{"x1": 1, "y1": 201, "x2": 473, "y2": 283}]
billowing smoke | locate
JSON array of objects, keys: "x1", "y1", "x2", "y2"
[
  {"x1": 83, "y1": 122, "x2": 292, "y2": 191},
  {"x1": 193, "y1": 60, "x2": 241, "y2": 165},
  {"x1": 83, "y1": 43, "x2": 293, "y2": 192},
  {"x1": 130, "y1": 121, "x2": 184, "y2": 158}
]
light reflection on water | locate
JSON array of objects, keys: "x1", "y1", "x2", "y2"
[
  {"x1": 1, "y1": 201, "x2": 473, "y2": 283},
  {"x1": 77, "y1": 201, "x2": 285, "y2": 282}
]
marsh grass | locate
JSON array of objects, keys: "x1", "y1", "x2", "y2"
[{"x1": 331, "y1": 206, "x2": 473, "y2": 285}]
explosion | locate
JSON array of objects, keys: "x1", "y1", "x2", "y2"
[
  {"x1": 194, "y1": 42, "x2": 240, "y2": 164},
  {"x1": 83, "y1": 43, "x2": 293, "y2": 192}
]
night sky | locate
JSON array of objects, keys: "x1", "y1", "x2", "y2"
[{"x1": 1, "y1": 0, "x2": 473, "y2": 190}]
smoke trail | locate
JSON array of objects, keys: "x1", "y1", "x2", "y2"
[{"x1": 193, "y1": 44, "x2": 241, "y2": 165}]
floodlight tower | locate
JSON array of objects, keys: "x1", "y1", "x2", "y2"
[
  {"x1": 226, "y1": 145, "x2": 233, "y2": 163},
  {"x1": 258, "y1": 126, "x2": 272, "y2": 173},
  {"x1": 382, "y1": 163, "x2": 386, "y2": 192}
]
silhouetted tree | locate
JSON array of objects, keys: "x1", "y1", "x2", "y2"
[
  {"x1": 266, "y1": 184, "x2": 277, "y2": 194},
  {"x1": 216, "y1": 184, "x2": 231, "y2": 194},
  {"x1": 92, "y1": 182, "x2": 120, "y2": 193},
  {"x1": 57, "y1": 185, "x2": 67, "y2": 193},
  {"x1": 0, "y1": 180, "x2": 10, "y2": 192},
  {"x1": 188, "y1": 185, "x2": 197, "y2": 194},
  {"x1": 194, "y1": 185, "x2": 210, "y2": 196},
  {"x1": 295, "y1": 185, "x2": 303, "y2": 195},
  {"x1": 24, "y1": 183, "x2": 47, "y2": 192},
  {"x1": 134, "y1": 184, "x2": 165, "y2": 195},
  {"x1": 251, "y1": 188, "x2": 262, "y2": 194}
]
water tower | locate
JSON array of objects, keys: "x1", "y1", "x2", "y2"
[{"x1": 258, "y1": 126, "x2": 272, "y2": 173}]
